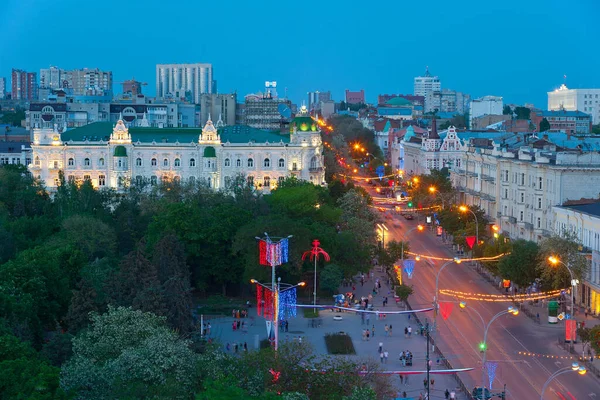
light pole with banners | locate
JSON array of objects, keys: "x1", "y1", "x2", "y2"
[{"x1": 548, "y1": 256, "x2": 579, "y2": 349}]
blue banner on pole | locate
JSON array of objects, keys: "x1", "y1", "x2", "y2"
[
  {"x1": 403, "y1": 259, "x2": 416, "y2": 279},
  {"x1": 376, "y1": 166, "x2": 385, "y2": 181}
]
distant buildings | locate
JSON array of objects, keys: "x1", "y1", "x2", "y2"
[
  {"x1": 469, "y1": 96, "x2": 503, "y2": 128},
  {"x1": 199, "y1": 93, "x2": 237, "y2": 127},
  {"x1": 425, "y1": 89, "x2": 470, "y2": 114},
  {"x1": 39, "y1": 67, "x2": 113, "y2": 96},
  {"x1": 530, "y1": 110, "x2": 592, "y2": 135},
  {"x1": 122, "y1": 79, "x2": 145, "y2": 96},
  {"x1": 378, "y1": 94, "x2": 424, "y2": 109},
  {"x1": 243, "y1": 83, "x2": 291, "y2": 130},
  {"x1": 307, "y1": 91, "x2": 332, "y2": 111},
  {"x1": 11, "y1": 69, "x2": 38, "y2": 101},
  {"x1": 0, "y1": 141, "x2": 31, "y2": 166},
  {"x1": 0, "y1": 77, "x2": 6, "y2": 99},
  {"x1": 548, "y1": 84, "x2": 600, "y2": 125},
  {"x1": 413, "y1": 68, "x2": 440, "y2": 97},
  {"x1": 156, "y1": 63, "x2": 214, "y2": 103},
  {"x1": 377, "y1": 97, "x2": 415, "y2": 120},
  {"x1": 345, "y1": 89, "x2": 365, "y2": 104}
]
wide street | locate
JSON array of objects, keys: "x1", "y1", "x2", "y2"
[{"x1": 367, "y1": 185, "x2": 600, "y2": 399}]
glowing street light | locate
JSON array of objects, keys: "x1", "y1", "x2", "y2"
[
  {"x1": 540, "y1": 363, "x2": 586, "y2": 400},
  {"x1": 547, "y1": 256, "x2": 578, "y2": 347},
  {"x1": 459, "y1": 205, "x2": 479, "y2": 249},
  {"x1": 429, "y1": 186, "x2": 436, "y2": 193}
]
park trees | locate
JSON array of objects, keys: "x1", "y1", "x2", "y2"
[
  {"x1": 537, "y1": 233, "x2": 588, "y2": 289},
  {"x1": 498, "y1": 239, "x2": 539, "y2": 286},
  {"x1": 60, "y1": 306, "x2": 198, "y2": 399}
]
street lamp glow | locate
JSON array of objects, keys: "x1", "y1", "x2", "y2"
[
  {"x1": 298, "y1": 282, "x2": 306, "y2": 287},
  {"x1": 417, "y1": 224, "x2": 424, "y2": 231},
  {"x1": 353, "y1": 169, "x2": 358, "y2": 173},
  {"x1": 413, "y1": 177, "x2": 419, "y2": 183},
  {"x1": 458, "y1": 205, "x2": 468, "y2": 212},
  {"x1": 429, "y1": 186, "x2": 436, "y2": 193},
  {"x1": 459, "y1": 301, "x2": 466, "y2": 309},
  {"x1": 548, "y1": 256, "x2": 559, "y2": 265},
  {"x1": 415, "y1": 256, "x2": 421, "y2": 261},
  {"x1": 492, "y1": 224, "x2": 499, "y2": 232},
  {"x1": 250, "y1": 279, "x2": 257, "y2": 284}
]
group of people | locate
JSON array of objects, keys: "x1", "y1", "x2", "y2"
[
  {"x1": 232, "y1": 309, "x2": 249, "y2": 319},
  {"x1": 384, "y1": 324, "x2": 393, "y2": 336},
  {"x1": 201, "y1": 322, "x2": 212, "y2": 336},
  {"x1": 399, "y1": 350, "x2": 413, "y2": 366},
  {"x1": 280, "y1": 320, "x2": 289, "y2": 332},
  {"x1": 225, "y1": 341, "x2": 248, "y2": 353},
  {"x1": 232, "y1": 319, "x2": 248, "y2": 333}
]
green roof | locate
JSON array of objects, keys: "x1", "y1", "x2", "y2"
[
  {"x1": 61, "y1": 122, "x2": 289, "y2": 144},
  {"x1": 203, "y1": 146, "x2": 216, "y2": 158},
  {"x1": 289, "y1": 116, "x2": 318, "y2": 132},
  {"x1": 385, "y1": 97, "x2": 412, "y2": 107},
  {"x1": 113, "y1": 145, "x2": 127, "y2": 157}
]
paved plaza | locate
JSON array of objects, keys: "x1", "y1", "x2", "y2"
[{"x1": 211, "y1": 269, "x2": 464, "y2": 399}]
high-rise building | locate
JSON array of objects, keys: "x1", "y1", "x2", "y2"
[
  {"x1": 243, "y1": 84, "x2": 291, "y2": 130},
  {"x1": 414, "y1": 68, "x2": 441, "y2": 97},
  {"x1": 156, "y1": 63, "x2": 213, "y2": 104},
  {"x1": 40, "y1": 66, "x2": 62, "y2": 89},
  {"x1": 39, "y1": 67, "x2": 113, "y2": 96},
  {"x1": 11, "y1": 69, "x2": 38, "y2": 101},
  {"x1": 469, "y1": 96, "x2": 503, "y2": 128},
  {"x1": 548, "y1": 84, "x2": 600, "y2": 125},
  {"x1": 0, "y1": 77, "x2": 6, "y2": 99},
  {"x1": 425, "y1": 89, "x2": 471, "y2": 114},
  {"x1": 199, "y1": 93, "x2": 237, "y2": 127},
  {"x1": 307, "y1": 91, "x2": 332, "y2": 111}
]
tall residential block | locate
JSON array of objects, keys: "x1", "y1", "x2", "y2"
[
  {"x1": 0, "y1": 77, "x2": 6, "y2": 99},
  {"x1": 39, "y1": 67, "x2": 113, "y2": 96},
  {"x1": 11, "y1": 69, "x2": 38, "y2": 101},
  {"x1": 156, "y1": 63, "x2": 213, "y2": 104},
  {"x1": 413, "y1": 68, "x2": 441, "y2": 97}
]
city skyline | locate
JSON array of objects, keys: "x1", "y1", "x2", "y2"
[{"x1": 1, "y1": 0, "x2": 599, "y2": 108}]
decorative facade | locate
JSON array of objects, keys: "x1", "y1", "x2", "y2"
[{"x1": 29, "y1": 107, "x2": 325, "y2": 191}]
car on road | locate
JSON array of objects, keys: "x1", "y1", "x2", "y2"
[{"x1": 403, "y1": 214, "x2": 414, "y2": 220}]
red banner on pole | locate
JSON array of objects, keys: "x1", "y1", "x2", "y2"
[
  {"x1": 439, "y1": 302, "x2": 454, "y2": 320},
  {"x1": 565, "y1": 319, "x2": 577, "y2": 342},
  {"x1": 465, "y1": 236, "x2": 476, "y2": 249}
]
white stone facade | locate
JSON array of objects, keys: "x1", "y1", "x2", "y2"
[
  {"x1": 548, "y1": 84, "x2": 600, "y2": 125},
  {"x1": 29, "y1": 116, "x2": 325, "y2": 192}
]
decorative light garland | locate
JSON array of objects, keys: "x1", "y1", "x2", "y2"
[
  {"x1": 279, "y1": 288, "x2": 297, "y2": 320},
  {"x1": 403, "y1": 259, "x2": 415, "y2": 279},
  {"x1": 259, "y1": 238, "x2": 289, "y2": 267},
  {"x1": 439, "y1": 288, "x2": 567, "y2": 302},
  {"x1": 256, "y1": 285, "x2": 263, "y2": 316},
  {"x1": 517, "y1": 351, "x2": 598, "y2": 361},
  {"x1": 485, "y1": 362, "x2": 498, "y2": 390}
]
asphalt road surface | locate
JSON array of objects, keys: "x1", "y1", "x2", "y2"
[{"x1": 364, "y1": 185, "x2": 600, "y2": 399}]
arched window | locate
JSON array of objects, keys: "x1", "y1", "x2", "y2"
[
  {"x1": 189, "y1": 158, "x2": 196, "y2": 167},
  {"x1": 84, "y1": 158, "x2": 90, "y2": 167},
  {"x1": 264, "y1": 158, "x2": 270, "y2": 168},
  {"x1": 163, "y1": 158, "x2": 169, "y2": 167},
  {"x1": 151, "y1": 158, "x2": 157, "y2": 166},
  {"x1": 264, "y1": 176, "x2": 271, "y2": 187},
  {"x1": 278, "y1": 176, "x2": 285, "y2": 186},
  {"x1": 208, "y1": 177, "x2": 212, "y2": 188},
  {"x1": 247, "y1": 158, "x2": 254, "y2": 168},
  {"x1": 236, "y1": 159, "x2": 241, "y2": 167},
  {"x1": 150, "y1": 176, "x2": 157, "y2": 185},
  {"x1": 310, "y1": 156, "x2": 318, "y2": 169},
  {"x1": 34, "y1": 156, "x2": 40, "y2": 166},
  {"x1": 224, "y1": 176, "x2": 232, "y2": 187},
  {"x1": 135, "y1": 175, "x2": 143, "y2": 185},
  {"x1": 68, "y1": 158, "x2": 74, "y2": 166},
  {"x1": 118, "y1": 159, "x2": 123, "y2": 168},
  {"x1": 247, "y1": 176, "x2": 254, "y2": 186},
  {"x1": 136, "y1": 158, "x2": 142, "y2": 166},
  {"x1": 278, "y1": 158, "x2": 285, "y2": 168},
  {"x1": 189, "y1": 176, "x2": 196, "y2": 184},
  {"x1": 174, "y1": 158, "x2": 181, "y2": 167},
  {"x1": 99, "y1": 158, "x2": 105, "y2": 167},
  {"x1": 224, "y1": 158, "x2": 231, "y2": 167}
]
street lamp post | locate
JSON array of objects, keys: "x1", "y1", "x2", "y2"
[
  {"x1": 548, "y1": 256, "x2": 579, "y2": 348},
  {"x1": 302, "y1": 240, "x2": 330, "y2": 313},
  {"x1": 540, "y1": 363, "x2": 587, "y2": 400},
  {"x1": 459, "y1": 205, "x2": 479, "y2": 249},
  {"x1": 433, "y1": 258, "x2": 462, "y2": 331},
  {"x1": 401, "y1": 224, "x2": 424, "y2": 263},
  {"x1": 459, "y1": 302, "x2": 519, "y2": 400},
  {"x1": 250, "y1": 278, "x2": 305, "y2": 352}
]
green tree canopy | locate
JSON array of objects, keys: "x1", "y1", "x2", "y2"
[
  {"x1": 539, "y1": 118, "x2": 551, "y2": 132},
  {"x1": 498, "y1": 239, "x2": 539, "y2": 286},
  {"x1": 537, "y1": 233, "x2": 589, "y2": 289}
]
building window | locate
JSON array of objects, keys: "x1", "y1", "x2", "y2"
[
  {"x1": 225, "y1": 158, "x2": 231, "y2": 167},
  {"x1": 136, "y1": 158, "x2": 142, "y2": 166},
  {"x1": 247, "y1": 176, "x2": 254, "y2": 186},
  {"x1": 538, "y1": 198, "x2": 542, "y2": 209},
  {"x1": 98, "y1": 175, "x2": 106, "y2": 186},
  {"x1": 68, "y1": 157, "x2": 74, "y2": 166},
  {"x1": 99, "y1": 158, "x2": 105, "y2": 167},
  {"x1": 520, "y1": 211, "x2": 524, "y2": 221},
  {"x1": 520, "y1": 192, "x2": 524, "y2": 203},
  {"x1": 292, "y1": 162, "x2": 298, "y2": 171},
  {"x1": 189, "y1": 176, "x2": 195, "y2": 184},
  {"x1": 264, "y1": 158, "x2": 270, "y2": 168},
  {"x1": 264, "y1": 176, "x2": 271, "y2": 187},
  {"x1": 84, "y1": 158, "x2": 90, "y2": 167},
  {"x1": 538, "y1": 177, "x2": 543, "y2": 190},
  {"x1": 83, "y1": 175, "x2": 91, "y2": 181},
  {"x1": 151, "y1": 158, "x2": 157, "y2": 166},
  {"x1": 163, "y1": 158, "x2": 169, "y2": 167},
  {"x1": 520, "y1": 173, "x2": 525, "y2": 185},
  {"x1": 537, "y1": 217, "x2": 541, "y2": 228},
  {"x1": 236, "y1": 159, "x2": 241, "y2": 167},
  {"x1": 224, "y1": 176, "x2": 231, "y2": 187},
  {"x1": 151, "y1": 176, "x2": 157, "y2": 186},
  {"x1": 174, "y1": 158, "x2": 181, "y2": 167},
  {"x1": 278, "y1": 176, "x2": 285, "y2": 186},
  {"x1": 118, "y1": 159, "x2": 123, "y2": 168},
  {"x1": 189, "y1": 158, "x2": 196, "y2": 167},
  {"x1": 34, "y1": 156, "x2": 40, "y2": 166},
  {"x1": 248, "y1": 158, "x2": 254, "y2": 168},
  {"x1": 310, "y1": 156, "x2": 318, "y2": 169},
  {"x1": 136, "y1": 175, "x2": 143, "y2": 185},
  {"x1": 278, "y1": 158, "x2": 285, "y2": 168}
]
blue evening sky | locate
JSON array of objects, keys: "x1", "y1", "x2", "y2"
[{"x1": 1, "y1": 0, "x2": 599, "y2": 108}]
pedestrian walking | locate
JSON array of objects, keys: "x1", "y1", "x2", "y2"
[
  {"x1": 408, "y1": 326, "x2": 412, "y2": 337},
  {"x1": 384, "y1": 351, "x2": 388, "y2": 363},
  {"x1": 226, "y1": 342, "x2": 230, "y2": 352},
  {"x1": 378, "y1": 342, "x2": 383, "y2": 353},
  {"x1": 404, "y1": 326, "x2": 408, "y2": 338},
  {"x1": 399, "y1": 375, "x2": 404, "y2": 385},
  {"x1": 450, "y1": 390, "x2": 456, "y2": 399},
  {"x1": 389, "y1": 324, "x2": 392, "y2": 336},
  {"x1": 380, "y1": 352, "x2": 384, "y2": 363},
  {"x1": 234, "y1": 343, "x2": 238, "y2": 353},
  {"x1": 385, "y1": 324, "x2": 389, "y2": 335},
  {"x1": 372, "y1": 325, "x2": 375, "y2": 337},
  {"x1": 366, "y1": 329, "x2": 370, "y2": 341},
  {"x1": 445, "y1": 389, "x2": 450, "y2": 399}
]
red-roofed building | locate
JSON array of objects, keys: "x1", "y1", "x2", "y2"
[{"x1": 345, "y1": 89, "x2": 365, "y2": 104}]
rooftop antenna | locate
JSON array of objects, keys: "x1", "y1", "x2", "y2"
[
  {"x1": 563, "y1": 74, "x2": 567, "y2": 86},
  {"x1": 285, "y1": 87, "x2": 288, "y2": 99}
]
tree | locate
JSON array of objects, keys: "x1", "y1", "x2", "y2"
[
  {"x1": 320, "y1": 264, "x2": 343, "y2": 294},
  {"x1": 152, "y1": 234, "x2": 193, "y2": 334},
  {"x1": 503, "y1": 105, "x2": 512, "y2": 115},
  {"x1": 395, "y1": 284, "x2": 414, "y2": 302},
  {"x1": 593, "y1": 125, "x2": 600, "y2": 135},
  {"x1": 498, "y1": 240, "x2": 539, "y2": 286},
  {"x1": 577, "y1": 326, "x2": 592, "y2": 354},
  {"x1": 0, "y1": 333, "x2": 67, "y2": 399},
  {"x1": 66, "y1": 279, "x2": 100, "y2": 334},
  {"x1": 514, "y1": 106, "x2": 531, "y2": 120},
  {"x1": 590, "y1": 325, "x2": 600, "y2": 355},
  {"x1": 537, "y1": 233, "x2": 589, "y2": 289},
  {"x1": 60, "y1": 306, "x2": 198, "y2": 399},
  {"x1": 539, "y1": 118, "x2": 551, "y2": 132}
]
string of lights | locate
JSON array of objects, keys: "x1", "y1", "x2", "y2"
[
  {"x1": 279, "y1": 288, "x2": 297, "y2": 320},
  {"x1": 405, "y1": 252, "x2": 510, "y2": 262},
  {"x1": 517, "y1": 351, "x2": 598, "y2": 361},
  {"x1": 440, "y1": 288, "x2": 567, "y2": 302}
]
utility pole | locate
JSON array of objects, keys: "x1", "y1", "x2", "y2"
[{"x1": 426, "y1": 320, "x2": 431, "y2": 400}]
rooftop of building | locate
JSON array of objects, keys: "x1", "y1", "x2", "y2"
[
  {"x1": 561, "y1": 203, "x2": 600, "y2": 219},
  {"x1": 60, "y1": 122, "x2": 290, "y2": 144},
  {"x1": 0, "y1": 141, "x2": 30, "y2": 153},
  {"x1": 537, "y1": 110, "x2": 591, "y2": 117},
  {"x1": 384, "y1": 97, "x2": 413, "y2": 107}
]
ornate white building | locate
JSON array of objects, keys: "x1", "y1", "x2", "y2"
[{"x1": 29, "y1": 107, "x2": 325, "y2": 191}]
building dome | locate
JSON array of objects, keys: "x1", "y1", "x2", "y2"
[
  {"x1": 113, "y1": 145, "x2": 127, "y2": 157},
  {"x1": 385, "y1": 97, "x2": 412, "y2": 107}
]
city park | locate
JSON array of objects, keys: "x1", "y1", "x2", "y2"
[{"x1": 0, "y1": 115, "x2": 598, "y2": 399}]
